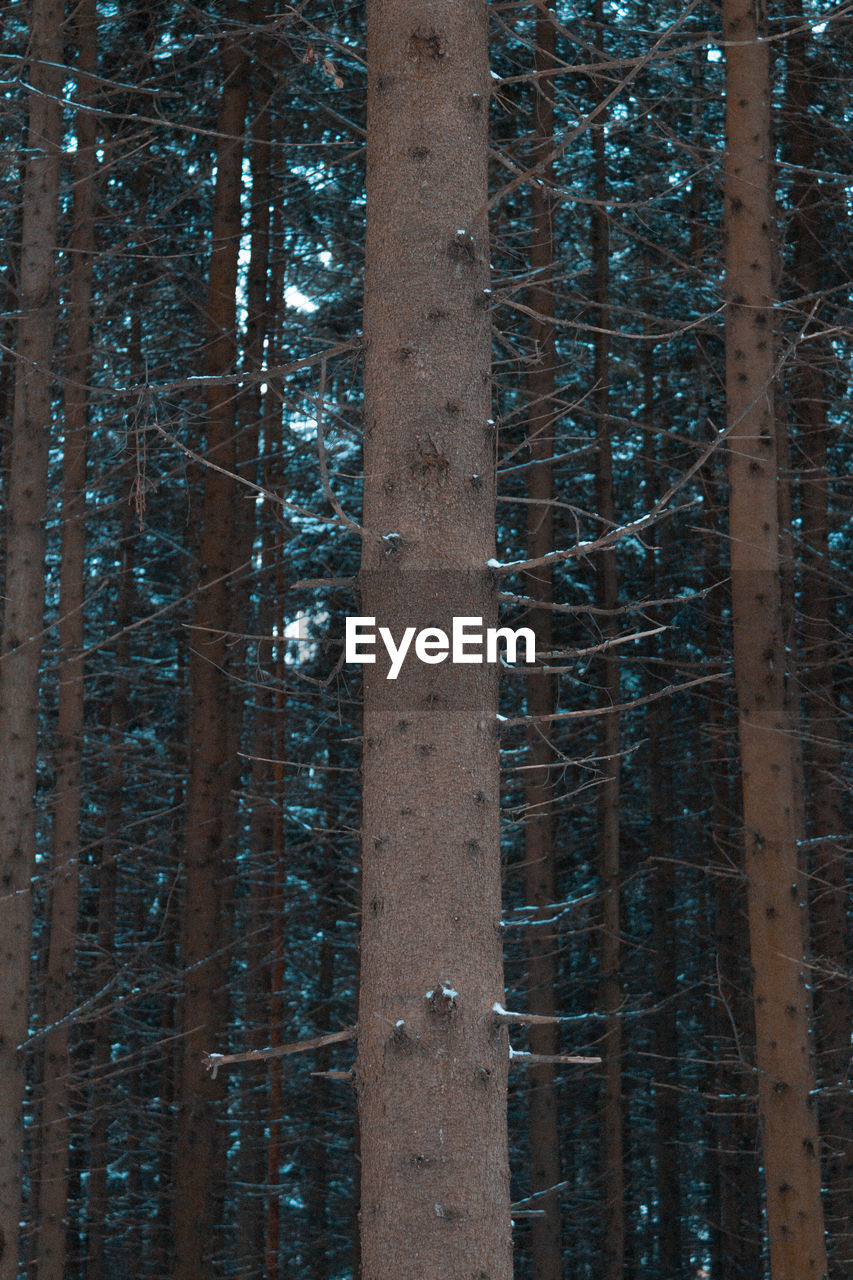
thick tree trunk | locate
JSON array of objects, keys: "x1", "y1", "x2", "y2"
[
  {"x1": 36, "y1": 5, "x2": 97, "y2": 1272},
  {"x1": 522, "y1": 7, "x2": 562, "y2": 1279},
  {"x1": 785, "y1": 10, "x2": 851, "y2": 1271},
  {"x1": 172, "y1": 14, "x2": 250, "y2": 1276},
  {"x1": 0, "y1": 4, "x2": 63, "y2": 1275},
  {"x1": 356, "y1": 3, "x2": 512, "y2": 1278},
  {"x1": 723, "y1": 2, "x2": 828, "y2": 1275}
]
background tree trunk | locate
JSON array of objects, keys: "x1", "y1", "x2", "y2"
[
  {"x1": 590, "y1": 9, "x2": 624, "y2": 1273},
  {"x1": 357, "y1": 2, "x2": 512, "y2": 1277},
  {"x1": 36, "y1": 4, "x2": 98, "y2": 1272},
  {"x1": 785, "y1": 7, "x2": 852, "y2": 1270},
  {"x1": 172, "y1": 11, "x2": 250, "y2": 1275},
  {"x1": 0, "y1": 4, "x2": 63, "y2": 1274},
  {"x1": 522, "y1": 6, "x2": 563, "y2": 1278}
]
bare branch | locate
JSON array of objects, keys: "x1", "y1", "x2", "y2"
[
  {"x1": 509, "y1": 1050, "x2": 601, "y2": 1067},
  {"x1": 203, "y1": 1025, "x2": 356, "y2": 1078},
  {"x1": 500, "y1": 670, "x2": 728, "y2": 728}
]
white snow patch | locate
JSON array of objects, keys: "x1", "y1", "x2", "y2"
[{"x1": 284, "y1": 284, "x2": 318, "y2": 313}]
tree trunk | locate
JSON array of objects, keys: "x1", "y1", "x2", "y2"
[
  {"x1": 36, "y1": 5, "x2": 98, "y2": 1272},
  {"x1": 356, "y1": 2, "x2": 512, "y2": 1277},
  {"x1": 522, "y1": 6, "x2": 562, "y2": 1279},
  {"x1": 785, "y1": 8, "x2": 851, "y2": 1270},
  {"x1": 307, "y1": 911, "x2": 335, "y2": 1280},
  {"x1": 0, "y1": 3, "x2": 63, "y2": 1274},
  {"x1": 590, "y1": 10, "x2": 623, "y2": 1275},
  {"x1": 702, "y1": 469, "x2": 763, "y2": 1280},
  {"x1": 723, "y1": 1, "x2": 828, "y2": 1274},
  {"x1": 646, "y1": 591, "x2": 683, "y2": 1277},
  {"x1": 85, "y1": 491, "x2": 133, "y2": 1280},
  {"x1": 172, "y1": 12, "x2": 250, "y2": 1275},
  {"x1": 236, "y1": 205, "x2": 282, "y2": 1278}
]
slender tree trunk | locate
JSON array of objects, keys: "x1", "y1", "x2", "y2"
[
  {"x1": 522, "y1": 7, "x2": 562, "y2": 1278},
  {"x1": 723, "y1": 1, "x2": 828, "y2": 1274},
  {"x1": 0, "y1": 4, "x2": 63, "y2": 1274},
  {"x1": 356, "y1": 2, "x2": 512, "y2": 1277},
  {"x1": 702, "y1": 470, "x2": 763, "y2": 1280},
  {"x1": 86, "y1": 486, "x2": 134, "y2": 1280},
  {"x1": 172, "y1": 12, "x2": 250, "y2": 1275},
  {"x1": 646, "y1": 572, "x2": 683, "y2": 1276},
  {"x1": 307, "y1": 902, "x2": 335, "y2": 1280},
  {"x1": 639, "y1": 309, "x2": 684, "y2": 1280},
  {"x1": 264, "y1": 617, "x2": 286, "y2": 1280},
  {"x1": 590, "y1": 11, "x2": 623, "y2": 1274},
  {"x1": 36, "y1": 6, "x2": 98, "y2": 1272},
  {"x1": 236, "y1": 205, "x2": 282, "y2": 1279},
  {"x1": 785, "y1": 9, "x2": 851, "y2": 1270}
]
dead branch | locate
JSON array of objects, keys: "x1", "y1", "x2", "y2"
[
  {"x1": 509, "y1": 1050, "x2": 601, "y2": 1067},
  {"x1": 203, "y1": 1025, "x2": 356, "y2": 1078}
]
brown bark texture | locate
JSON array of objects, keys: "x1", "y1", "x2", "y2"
[
  {"x1": 172, "y1": 16, "x2": 250, "y2": 1276},
  {"x1": 356, "y1": 3, "x2": 512, "y2": 1278},
  {"x1": 785, "y1": 7, "x2": 852, "y2": 1270},
  {"x1": 0, "y1": 3, "x2": 63, "y2": 1275},
  {"x1": 36, "y1": 4, "x2": 97, "y2": 1272},
  {"x1": 522, "y1": 6, "x2": 562, "y2": 1278},
  {"x1": 723, "y1": 1, "x2": 828, "y2": 1275}
]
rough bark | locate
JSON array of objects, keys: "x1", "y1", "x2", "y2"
[
  {"x1": 0, "y1": 4, "x2": 63, "y2": 1274},
  {"x1": 723, "y1": 1, "x2": 828, "y2": 1274},
  {"x1": 785, "y1": 8, "x2": 851, "y2": 1270},
  {"x1": 522, "y1": 6, "x2": 562, "y2": 1278},
  {"x1": 356, "y1": 3, "x2": 512, "y2": 1277},
  {"x1": 172, "y1": 12, "x2": 250, "y2": 1275},
  {"x1": 35, "y1": 5, "x2": 97, "y2": 1271}
]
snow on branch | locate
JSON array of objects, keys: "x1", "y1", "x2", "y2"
[
  {"x1": 203, "y1": 1025, "x2": 355, "y2": 1079},
  {"x1": 508, "y1": 1048, "x2": 601, "y2": 1067}
]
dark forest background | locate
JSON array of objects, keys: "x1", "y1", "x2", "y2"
[{"x1": 0, "y1": 1, "x2": 850, "y2": 1277}]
